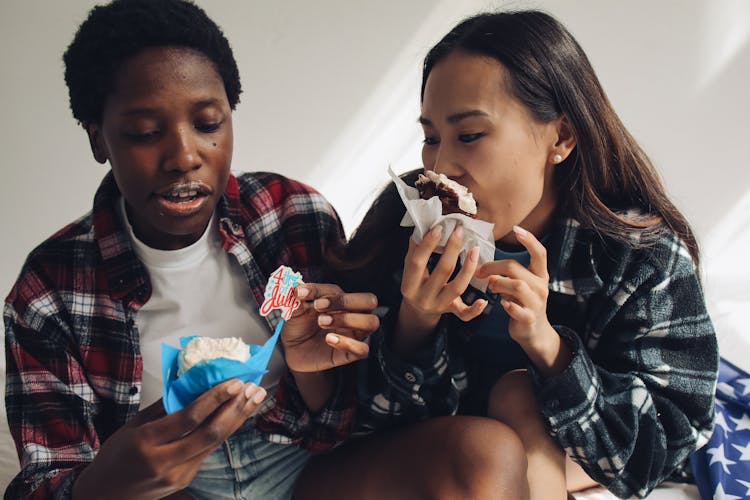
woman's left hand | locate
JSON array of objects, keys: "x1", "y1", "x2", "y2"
[
  {"x1": 475, "y1": 226, "x2": 554, "y2": 349},
  {"x1": 281, "y1": 283, "x2": 379, "y2": 373}
]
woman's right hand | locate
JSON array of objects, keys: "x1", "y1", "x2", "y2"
[
  {"x1": 394, "y1": 224, "x2": 486, "y2": 355},
  {"x1": 72, "y1": 379, "x2": 266, "y2": 500}
]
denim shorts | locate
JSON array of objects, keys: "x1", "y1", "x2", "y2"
[{"x1": 186, "y1": 418, "x2": 311, "y2": 500}]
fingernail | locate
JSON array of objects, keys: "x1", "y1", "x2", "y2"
[
  {"x1": 326, "y1": 333, "x2": 340, "y2": 344},
  {"x1": 318, "y1": 314, "x2": 333, "y2": 326},
  {"x1": 228, "y1": 379, "x2": 243, "y2": 395},
  {"x1": 513, "y1": 225, "x2": 529, "y2": 238},
  {"x1": 244, "y1": 383, "x2": 258, "y2": 399},
  {"x1": 477, "y1": 299, "x2": 488, "y2": 309},
  {"x1": 314, "y1": 298, "x2": 330, "y2": 310},
  {"x1": 252, "y1": 387, "x2": 267, "y2": 405},
  {"x1": 430, "y1": 225, "x2": 443, "y2": 238},
  {"x1": 453, "y1": 225, "x2": 464, "y2": 239},
  {"x1": 297, "y1": 287, "x2": 309, "y2": 298},
  {"x1": 469, "y1": 246, "x2": 479, "y2": 262}
]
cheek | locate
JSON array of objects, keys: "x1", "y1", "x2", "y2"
[
  {"x1": 472, "y1": 157, "x2": 533, "y2": 206},
  {"x1": 215, "y1": 130, "x2": 233, "y2": 162},
  {"x1": 202, "y1": 132, "x2": 232, "y2": 164}
]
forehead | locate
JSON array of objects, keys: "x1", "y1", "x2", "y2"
[
  {"x1": 106, "y1": 47, "x2": 226, "y2": 106},
  {"x1": 422, "y1": 51, "x2": 511, "y2": 115}
]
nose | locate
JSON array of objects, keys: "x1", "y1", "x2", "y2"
[
  {"x1": 163, "y1": 126, "x2": 201, "y2": 172},
  {"x1": 425, "y1": 144, "x2": 460, "y2": 177}
]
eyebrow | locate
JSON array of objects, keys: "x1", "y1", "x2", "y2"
[
  {"x1": 119, "y1": 99, "x2": 224, "y2": 117},
  {"x1": 418, "y1": 109, "x2": 490, "y2": 126}
]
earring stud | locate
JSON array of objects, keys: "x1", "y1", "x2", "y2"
[{"x1": 553, "y1": 154, "x2": 563, "y2": 164}]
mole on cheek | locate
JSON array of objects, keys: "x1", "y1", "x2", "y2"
[{"x1": 212, "y1": 142, "x2": 216, "y2": 147}]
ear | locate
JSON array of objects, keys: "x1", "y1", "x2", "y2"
[
  {"x1": 85, "y1": 123, "x2": 109, "y2": 164},
  {"x1": 549, "y1": 115, "x2": 576, "y2": 164}
]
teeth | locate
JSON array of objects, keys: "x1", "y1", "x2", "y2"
[{"x1": 165, "y1": 187, "x2": 200, "y2": 200}]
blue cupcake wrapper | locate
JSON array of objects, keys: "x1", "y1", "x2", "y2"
[{"x1": 161, "y1": 319, "x2": 284, "y2": 413}]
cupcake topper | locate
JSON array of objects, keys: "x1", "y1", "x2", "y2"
[{"x1": 260, "y1": 265, "x2": 303, "y2": 320}]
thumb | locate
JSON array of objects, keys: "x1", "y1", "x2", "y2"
[
  {"x1": 449, "y1": 297, "x2": 487, "y2": 322},
  {"x1": 127, "y1": 398, "x2": 167, "y2": 427}
]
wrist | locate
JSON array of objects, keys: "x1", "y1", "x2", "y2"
[
  {"x1": 72, "y1": 465, "x2": 100, "y2": 500},
  {"x1": 289, "y1": 367, "x2": 330, "y2": 379},
  {"x1": 521, "y1": 323, "x2": 573, "y2": 378},
  {"x1": 289, "y1": 369, "x2": 333, "y2": 413},
  {"x1": 398, "y1": 300, "x2": 442, "y2": 333},
  {"x1": 392, "y1": 301, "x2": 441, "y2": 357}
]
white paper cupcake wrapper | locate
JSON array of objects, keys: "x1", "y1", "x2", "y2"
[{"x1": 388, "y1": 166, "x2": 495, "y2": 291}]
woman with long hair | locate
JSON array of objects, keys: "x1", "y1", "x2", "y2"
[{"x1": 303, "y1": 10, "x2": 717, "y2": 499}]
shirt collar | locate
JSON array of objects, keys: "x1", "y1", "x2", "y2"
[
  {"x1": 92, "y1": 172, "x2": 149, "y2": 303},
  {"x1": 546, "y1": 217, "x2": 604, "y2": 297},
  {"x1": 91, "y1": 172, "x2": 248, "y2": 305}
]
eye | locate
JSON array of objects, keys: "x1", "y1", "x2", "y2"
[
  {"x1": 422, "y1": 136, "x2": 439, "y2": 146},
  {"x1": 124, "y1": 130, "x2": 160, "y2": 142},
  {"x1": 458, "y1": 132, "x2": 485, "y2": 143},
  {"x1": 196, "y1": 121, "x2": 222, "y2": 133}
]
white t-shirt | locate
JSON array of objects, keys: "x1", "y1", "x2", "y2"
[{"x1": 117, "y1": 198, "x2": 285, "y2": 408}]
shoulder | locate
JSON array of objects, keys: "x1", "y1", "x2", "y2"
[
  {"x1": 552, "y1": 215, "x2": 698, "y2": 297},
  {"x1": 20, "y1": 212, "x2": 97, "y2": 280},
  {"x1": 232, "y1": 171, "x2": 338, "y2": 220},
  {"x1": 234, "y1": 171, "x2": 322, "y2": 201},
  {"x1": 6, "y1": 211, "x2": 97, "y2": 317}
]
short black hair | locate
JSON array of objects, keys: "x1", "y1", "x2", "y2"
[{"x1": 63, "y1": 0, "x2": 241, "y2": 125}]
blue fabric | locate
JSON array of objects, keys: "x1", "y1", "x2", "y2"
[
  {"x1": 467, "y1": 245, "x2": 530, "y2": 372},
  {"x1": 474, "y1": 244, "x2": 530, "y2": 338},
  {"x1": 692, "y1": 357, "x2": 750, "y2": 499}
]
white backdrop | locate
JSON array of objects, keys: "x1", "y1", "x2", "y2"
[{"x1": 1, "y1": 0, "x2": 748, "y2": 492}]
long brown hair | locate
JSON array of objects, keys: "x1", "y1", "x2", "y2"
[{"x1": 331, "y1": 10, "x2": 699, "y2": 287}]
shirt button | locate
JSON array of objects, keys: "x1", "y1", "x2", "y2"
[
  {"x1": 405, "y1": 372, "x2": 417, "y2": 383},
  {"x1": 129, "y1": 386, "x2": 139, "y2": 395}
]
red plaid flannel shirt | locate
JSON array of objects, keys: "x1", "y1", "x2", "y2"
[{"x1": 4, "y1": 171, "x2": 355, "y2": 499}]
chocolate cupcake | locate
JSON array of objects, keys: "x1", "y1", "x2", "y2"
[{"x1": 415, "y1": 170, "x2": 477, "y2": 218}]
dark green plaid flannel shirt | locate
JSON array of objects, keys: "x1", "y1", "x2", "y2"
[{"x1": 356, "y1": 217, "x2": 718, "y2": 498}]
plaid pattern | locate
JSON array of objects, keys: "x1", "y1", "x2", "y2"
[
  {"x1": 4, "y1": 171, "x2": 353, "y2": 499},
  {"x1": 357, "y1": 217, "x2": 718, "y2": 498}
]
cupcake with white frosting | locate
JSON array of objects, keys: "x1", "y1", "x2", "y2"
[{"x1": 177, "y1": 336, "x2": 251, "y2": 376}]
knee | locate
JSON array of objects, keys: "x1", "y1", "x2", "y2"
[
  {"x1": 437, "y1": 417, "x2": 529, "y2": 500},
  {"x1": 487, "y1": 369, "x2": 539, "y2": 424}
]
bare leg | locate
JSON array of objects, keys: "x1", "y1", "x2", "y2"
[
  {"x1": 487, "y1": 369, "x2": 566, "y2": 500},
  {"x1": 293, "y1": 415, "x2": 529, "y2": 500},
  {"x1": 566, "y1": 456, "x2": 599, "y2": 493}
]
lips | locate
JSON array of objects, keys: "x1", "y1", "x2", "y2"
[{"x1": 154, "y1": 181, "x2": 211, "y2": 217}]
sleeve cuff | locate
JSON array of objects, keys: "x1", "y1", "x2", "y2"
[
  {"x1": 255, "y1": 367, "x2": 356, "y2": 453},
  {"x1": 375, "y1": 312, "x2": 450, "y2": 402},
  {"x1": 529, "y1": 325, "x2": 600, "y2": 428}
]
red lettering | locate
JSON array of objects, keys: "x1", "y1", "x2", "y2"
[{"x1": 260, "y1": 266, "x2": 302, "y2": 319}]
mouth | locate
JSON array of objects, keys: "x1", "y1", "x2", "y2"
[{"x1": 154, "y1": 181, "x2": 212, "y2": 216}]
